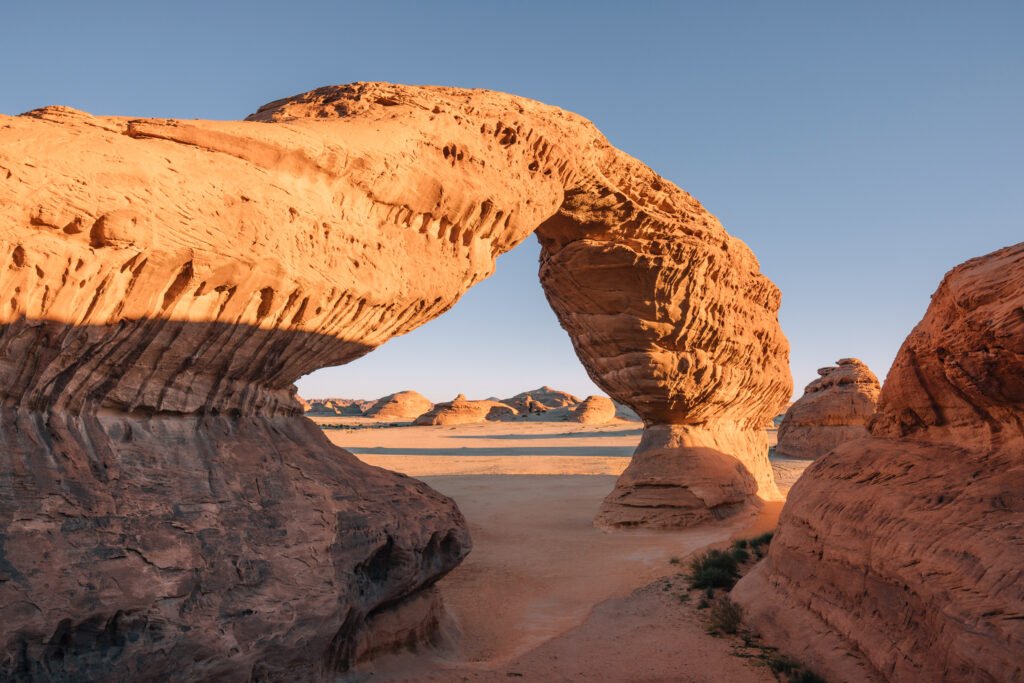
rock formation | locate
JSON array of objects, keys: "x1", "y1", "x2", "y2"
[
  {"x1": 733, "y1": 243, "x2": 1024, "y2": 683},
  {"x1": 501, "y1": 386, "x2": 580, "y2": 415},
  {"x1": 567, "y1": 395, "x2": 617, "y2": 424},
  {"x1": 363, "y1": 390, "x2": 433, "y2": 420},
  {"x1": 774, "y1": 358, "x2": 881, "y2": 459},
  {"x1": 305, "y1": 397, "x2": 370, "y2": 416},
  {"x1": 413, "y1": 394, "x2": 516, "y2": 425},
  {"x1": 0, "y1": 81, "x2": 788, "y2": 677}
]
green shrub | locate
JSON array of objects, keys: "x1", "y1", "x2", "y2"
[
  {"x1": 750, "y1": 531, "x2": 774, "y2": 548},
  {"x1": 792, "y1": 670, "x2": 828, "y2": 683},
  {"x1": 696, "y1": 598, "x2": 709, "y2": 609},
  {"x1": 767, "y1": 654, "x2": 800, "y2": 675},
  {"x1": 730, "y1": 546, "x2": 751, "y2": 563},
  {"x1": 688, "y1": 549, "x2": 740, "y2": 589},
  {"x1": 732, "y1": 538, "x2": 749, "y2": 549},
  {"x1": 709, "y1": 596, "x2": 744, "y2": 634}
]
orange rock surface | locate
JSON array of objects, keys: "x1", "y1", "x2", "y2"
[
  {"x1": 413, "y1": 394, "x2": 516, "y2": 425},
  {"x1": 363, "y1": 390, "x2": 433, "y2": 420},
  {"x1": 734, "y1": 243, "x2": 1024, "y2": 682},
  {"x1": 774, "y1": 358, "x2": 881, "y2": 459},
  {"x1": 568, "y1": 395, "x2": 617, "y2": 424},
  {"x1": 0, "y1": 82, "x2": 789, "y2": 677}
]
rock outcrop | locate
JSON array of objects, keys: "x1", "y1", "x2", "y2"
[
  {"x1": 734, "y1": 243, "x2": 1024, "y2": 683},
  {"x1": 0, "y1": 81, "x2": 788, "y2": 677},
  {"x1": 774, "y1": 358, "x2": 881, "y2": 459},
  {"x1": 567, "y1": 395, "x2": 617, "y2": 424},
  {"x1": 305, "y1": 397, "x2": 370, "y2": 416},
  {"x1": 363, "y1": 390, "x2": 433, "y2": 420},
  {"x1": 501, "y1": 386, "x2": 580, "y2": 415},
  {"x1": 413, "y1": 394, "x2": 516, "y2": 425}
]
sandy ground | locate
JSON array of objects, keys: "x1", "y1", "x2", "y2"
[{"x1": 323, "y1": 419, "x2": 810, "y2": 682}]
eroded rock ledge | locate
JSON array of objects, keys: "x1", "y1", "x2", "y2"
[
  {"x1": 734, "y1": 243, "x2": 1024, "y2": 683},
  {"x1": 0, "y1": 82, "x2": 789, "y2": 678}
]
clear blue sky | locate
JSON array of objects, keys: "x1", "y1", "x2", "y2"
[{"x1": 3, "y1": 1, "x2": 1020, "y2": 403}]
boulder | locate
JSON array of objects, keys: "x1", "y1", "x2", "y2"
[{"x1": 774, "y1": 358, "x2": 880, "y2": 459}]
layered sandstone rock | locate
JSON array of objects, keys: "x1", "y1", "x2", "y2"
[
  {"x1": 413, "y1": 394, "x2": 516, "y2": 425},
  {"x1": 734, "y1": 243, "x2": 1024, "y2": 683},
  {"x1": 774, "y1": 358, "x2": 881, "y2": 459},
  {"x1": 0, "y1": 82, "x2": 788, "y2": 677},
  {"x1": 363, "y1": 390, "x2": 433, "y2": 420},
  {"x1": 568, "y1": 395, "x2": 617, "y2": 424}
]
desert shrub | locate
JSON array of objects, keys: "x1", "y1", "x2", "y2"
[
  {"x1": 792, "y1": 670, "x2": 828, "y2": 683},
  {"x1": 730, "y1": 546, "x2": 751, "y2": 563},
  {"x1": 749, "y1": 531, "x2": 774, "y2": 549},
  {"x1": 669, "y1": 556, "x2": 680, "y2": 565},
  {"x1": 732, "y1": 538, "x2": 748, "y2": 549},
  {"x1": 709, "y1": 596, "x2": 744, "y2": 634},
  {"x1": 696, "y1": 598, "x2": 709, "y2": 609},
  {"x1": 688, "y1": 549, "x2": 740, "y2": 589},
  {"x1": 767, "y1": 654, "x2": 800, "y2": 675}
]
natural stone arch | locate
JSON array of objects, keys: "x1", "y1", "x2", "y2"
[{"x1": 0, "y1": 83, "x2": 790, "y2": 679}]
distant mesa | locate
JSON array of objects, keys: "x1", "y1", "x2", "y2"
[
  {"x1": 774, "y1": 358, "x2": 881, "y2": 459},
  {"x1": 305, "y1": 397, "x2": 372, "y2": 416},
  {"x1": 364, "y1": 390, "x2": 434, "y2": 420}
]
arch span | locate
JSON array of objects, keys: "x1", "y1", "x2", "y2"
[{"x1": 0, "y1": 83, "x2": 790, "y2": 678}]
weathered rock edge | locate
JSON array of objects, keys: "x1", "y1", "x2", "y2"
[{"x1": 734, "y1": 242, "x2": 1024, "y2": 683}]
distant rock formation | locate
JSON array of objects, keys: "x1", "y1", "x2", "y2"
[
  {"x1": 363, "y1": 391, "x2": 433, "y2": 420},
  {"x1": 774, "y1": 358, "x2": 881, "y2": 459},
  {"x1": 306, "y1": 397, "x2": 371, "y2": 416},
  {"x1": 734, "y1": 243, "x2": 1024, "y2": 683},
  {"x1": 413, "y1": 394, "x2": 516, "y2": 425},
  {"x1": 0, "y1": 81, "x2": 788, "y2": 677},
  {"x1": 501, "y1": 386, "x2": 580, "y2": 415},
  {"x1": 568, "y1": 395, "x2": 617, "y2": 424}
]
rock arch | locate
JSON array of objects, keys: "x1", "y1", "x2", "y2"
[{"x1": 0, "y1": 84, "x2": 789, "y2": 678}]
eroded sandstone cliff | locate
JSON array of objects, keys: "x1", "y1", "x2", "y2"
[
  {"x1": 733, "y1": 243, "x2": 1024, "y2": 683},
  {"x1": 0, "y1": 82, "x2": 789, "y2": 677},
  {"x1": 775, "y1": 358, "x2": 881, "y2": 459}
]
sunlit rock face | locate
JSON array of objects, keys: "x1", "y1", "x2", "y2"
[
  {"x1": 0, "y1": 82, "x2": 788, "y2": 678},
  {"x1": 775, "y1": 358, "x2": 881, "y2": 459},
  {"x1": 734, "y1": 243, "x2": 1024, "y2": 683}
]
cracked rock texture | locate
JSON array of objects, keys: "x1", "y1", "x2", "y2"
[
  {"x1": 774, "y1": 358, "x2": 881, "y2": 459},
  {"x1": 733, "y1": 243, "x2": 1024, "y2": 683},
  {"x1": 0, "y1": 82, "x2": 788, "y2": 678}
]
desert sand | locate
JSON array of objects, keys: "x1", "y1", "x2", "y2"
[{"x1": 323, "y1": 419, "x2": 807, "y2": 681}]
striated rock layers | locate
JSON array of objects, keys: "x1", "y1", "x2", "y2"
[
  {"x1": 774, "y1": 358, "x2": 881, "y2": 459},
  {"x1": 501, "y1": 386, "x2": 580, "y2": 415},
  {"x1": 413, "y1": 394, "x2": 515, "y2": 425},
  {"x1": 363, "y1": 390, "x2": 433, "y2": 420},
  {"x1": 734, "y1": 243, "x2": 1024, "y2": 683},
  {"x1": 1, "y1": 82, "x2": 788, "y2": 678}
]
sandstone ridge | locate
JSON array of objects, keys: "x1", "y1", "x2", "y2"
[
  {"x1": 733, "y1": 243, "x2": 1024, "y2": 683},
  {"x1": 0, "y1": 82, "x2": 790, "y2": 678}
]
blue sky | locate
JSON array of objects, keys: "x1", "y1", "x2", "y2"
[{"x1": 3, "y1": 1, "x2": 1020, "y2": 402}]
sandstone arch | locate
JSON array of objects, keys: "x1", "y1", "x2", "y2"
[{"x1": 0, "y1": 83, "x2": 789, "y2": 678}]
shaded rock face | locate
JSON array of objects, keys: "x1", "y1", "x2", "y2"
[
  {"x1": 0, "y1": 82, "x2": 788, "y2": 677},
  {"x1": 734, "y1": 243, "x2": 1024, "y2": 683},
  {"x1": 363, "y1": 391, "x2": 433, "y2": 420},
  {"x1": 774, "y1": 358, "x2": 881, "y2": 459},
  {"x1": 567, "y1": 395, "x2": 617, "y2": 424},
  {"x1": 413, "y1": 394, "x2": 516, "y2": 425}
]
